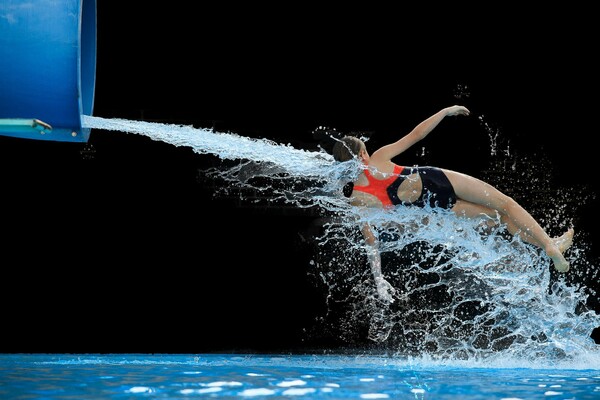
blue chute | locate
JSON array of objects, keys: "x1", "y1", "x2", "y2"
[{"x1": 0, "y1": 0, "x2": 96, "y2": 142}]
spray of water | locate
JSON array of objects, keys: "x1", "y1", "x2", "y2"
[{"x1": 82, "y1": 114, "x2": 600, "y2": 366}]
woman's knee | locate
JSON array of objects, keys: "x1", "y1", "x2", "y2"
[
  {"x1": 495, "y1": 195, "x2": 521, "y2": 216},
  {"x1": 473, "y1": 193, "x2": 516, "y2": 220}
]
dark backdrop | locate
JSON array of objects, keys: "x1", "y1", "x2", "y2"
[{"x1": 1, "y1": 3, "x2": 598, "y2": 353}]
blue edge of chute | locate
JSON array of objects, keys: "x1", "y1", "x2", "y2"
[{"x1": 0, "y1": 0, "x2": 96, "y2": 143}]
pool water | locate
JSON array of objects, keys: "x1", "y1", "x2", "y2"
[{"x1": 1, "y1": 353, "x2": 599, "y2": 399}]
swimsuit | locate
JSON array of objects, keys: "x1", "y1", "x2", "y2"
[{"x1": 353, "y1": 165, "x2": 457, "y2": 209}]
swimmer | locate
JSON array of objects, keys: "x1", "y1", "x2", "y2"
[{"x1": 332, "y1": 105, "x2": 574, "y2": 303}]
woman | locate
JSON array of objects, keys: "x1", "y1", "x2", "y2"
[{"x1": 332, "y1": 105, "x2": 573, "y2": 303}]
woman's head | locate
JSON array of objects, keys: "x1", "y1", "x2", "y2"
[{"x1": 332, "y1": 136, "x2": 366, "y2": 162}]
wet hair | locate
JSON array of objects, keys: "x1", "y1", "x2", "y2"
[{"x1": 332, "y1": 136, "x2": 365, "y2": 162}]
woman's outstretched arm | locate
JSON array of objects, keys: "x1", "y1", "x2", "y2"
[{"x1": 371, "y1": 105, "x2": 470, "y2": 163}]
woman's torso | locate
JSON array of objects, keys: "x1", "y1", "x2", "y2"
[
  {"x1": 351, "y1": 162, "x2": 423, "y2": 208},
  {"x1": 351, "y1": 161, "x2": 458, "y2": 210}
]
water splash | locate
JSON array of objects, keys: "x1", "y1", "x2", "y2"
[
  {"x1": 82, "y1": 116, "x2": 355, "y2": 213},
  {"x1": 82, "y1": 114, "x2": 600, "y2": 366}
]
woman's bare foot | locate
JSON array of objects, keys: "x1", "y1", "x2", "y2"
[
  {"x1": 546, "y1": 244, "x2": 570, "y2": 273},
  {"x1": 554, "y1": 227, "x2": 574, "y2": 254},
  {"x1": 552, "y1": 255, "x2": 570, "y2": 273}
]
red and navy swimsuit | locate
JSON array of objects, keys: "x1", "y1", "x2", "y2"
[{"x1": 353, "y1": 164, "x2": 457, "y2": 210}]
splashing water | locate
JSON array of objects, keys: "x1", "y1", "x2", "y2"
[
  {"x1": 82, "y1": 115, "x2": 600, "y2": 367},
  {"x1": 82, "y1": 116, "x2": 354, "y2": 212}
]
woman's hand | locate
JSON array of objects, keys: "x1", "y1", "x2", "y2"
[
  {"x1": 446, "y1": 105, "x2": 470, "y2": 117},
  {"x1": 375, "y1": 276, "x2": 396, "y2": 303}
]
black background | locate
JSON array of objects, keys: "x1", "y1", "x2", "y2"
[{"x1": 1, "y1": 3, "x2": 599, "y2": 353}]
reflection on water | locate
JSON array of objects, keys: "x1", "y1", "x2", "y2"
[{"x1": 82, "y1": 115, "x2": 599, "y2": 364}]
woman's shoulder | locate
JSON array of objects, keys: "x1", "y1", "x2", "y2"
[{"x1": 368, "y1": 160, "x2": 399, "y2": 175}]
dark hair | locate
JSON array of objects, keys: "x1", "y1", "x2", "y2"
[{"x1": 332, "y1": 136, "x2": 364, "y2": 162}]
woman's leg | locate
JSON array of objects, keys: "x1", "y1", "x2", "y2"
[
  {"x1": 442, "y1": 169, "x2": 572, "y2": 272},
  {"x1": 451, "y1": 199, "x2": 574, "y2": 252}
]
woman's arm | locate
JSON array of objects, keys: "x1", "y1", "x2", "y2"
[
  {"x1": 362, "y1": 224, "x2": 396, "y2": 303},
  {"x1": 371, "y1": 105, "x2": 470, "y2": 163}
]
